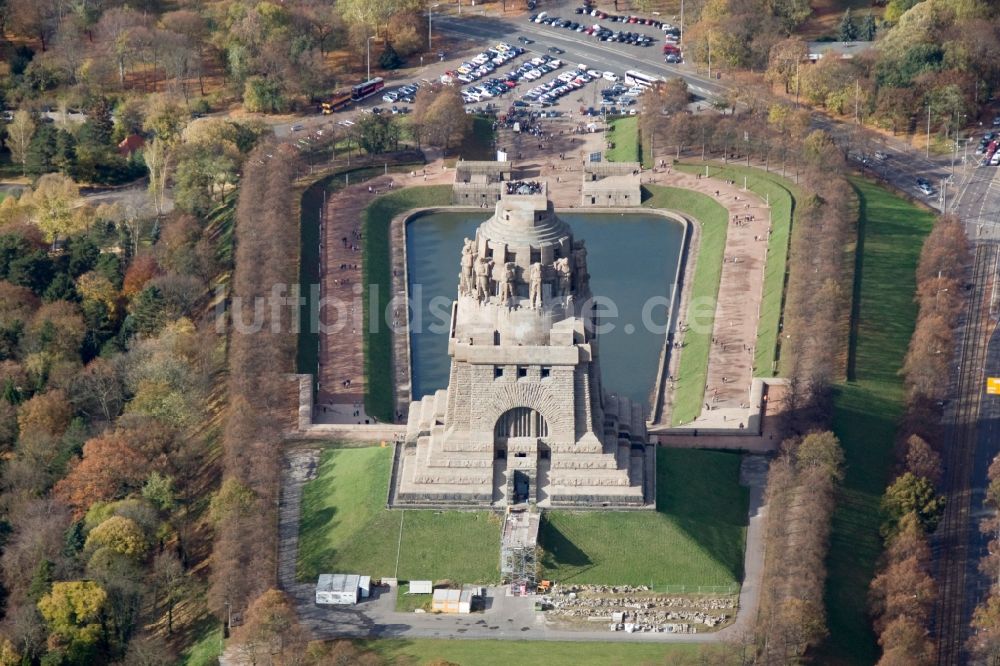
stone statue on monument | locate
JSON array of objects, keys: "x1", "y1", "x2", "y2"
[
  {"x1": 572, "y1": 240, "x2": 590, "y2": 293},
  {"x1": 474, "y1": 255, "x2": 493, "y2": 301},
  {"x1": 554, "y1": 257, "x2": 572, "y2": 296},
  {"x1": 528, "y1": 262, "x2": 544, "y2": 308},
  {"x1": 497, "y1": 262, "x2": 517, "y2": 304},
  {"x1": 459, "y1": 238, "x2": 475, "y2": 295}
]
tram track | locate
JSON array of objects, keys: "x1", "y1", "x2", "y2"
[{"x1": 934, "y1": 243, "x2": 999, "y2": 665}]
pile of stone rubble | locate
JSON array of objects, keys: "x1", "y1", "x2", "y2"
[{"x1": 541, "y1": 585, "x2": 735, "y2": 634}]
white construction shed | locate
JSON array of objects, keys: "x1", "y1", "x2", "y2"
[
  {"x1": 431, "y1": 588, "x2": 473, "y2": 614},
  {"x1": 409, "y1": 580, "x2": 433, "y2": 594},
  {"x1": 315, "y1": 574, "x2": 369, "y2": 605}
]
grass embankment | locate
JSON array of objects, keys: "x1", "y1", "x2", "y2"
[
  {"x1": 642, "y1": 185, "x2": 728, "y2": 425},
  {"x1": 297, "y1": 446, "x2": 500, "y2": 583},
  {"x1": 541, "y1": 449, "x2": 747, "y2": 588},
  {"x1": 361, "y1": 185, "x2": 453, "y2": 422},
  {"x1": 356, "y1": 638, "x2": 729, "y2": 665},
  {"x1": 818, "y1": 177, "x2": 935, "y2": 664},
  {"x1": 674, "y1": 163, "x2": 797, "y2": 377},
  {"x1": 606, "y1": 116, "x2": 640, "y2": 163}
]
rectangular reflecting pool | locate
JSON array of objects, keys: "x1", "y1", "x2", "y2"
[{"x1": 405, "y1": 210, "x2": 685, "y2": 406}]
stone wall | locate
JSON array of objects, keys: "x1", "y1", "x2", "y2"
[
  {"x1": 452, "y1": 182, "x2": 503, "y2": 205},
  {"x1": 583, "y1": 161, "x2": 640, "y2": 180},
  {"x1": 455, "y1": 160, "x2": 512, "y2": 182}
]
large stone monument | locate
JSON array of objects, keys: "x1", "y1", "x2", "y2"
[{"x1": 392, "y1": 182, "x2": 653, "y2": 508}]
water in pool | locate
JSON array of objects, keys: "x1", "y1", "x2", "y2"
[{"x1": 405, "y1": 210, "x2": 685, "y2": 406}]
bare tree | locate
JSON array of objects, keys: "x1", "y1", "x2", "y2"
[{"x1": 4, "y1": 111, "x2": 35, "y2": 177}]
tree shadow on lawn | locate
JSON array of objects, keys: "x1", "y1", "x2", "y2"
[
  {"x1": 657, "y1": 451, "x2": 750, "y2": 582},
  {"x1": 539, "y1": 522, "x2": 594, "y2": 581}
]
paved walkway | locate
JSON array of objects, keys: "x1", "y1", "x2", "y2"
[{"x1": 644, "y1": 165, "x2": 771, "y2": 430}]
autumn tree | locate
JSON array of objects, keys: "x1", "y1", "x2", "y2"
[
  {"x1": 145, "y1": 138, "x2": 171, "y2": 219},
  {"x1": 878, "y1": 615, "x2": 935, "y2": 665},
  {"x1": 4, "y1": 111, "x2": 35, "y2": 177},
  {"x1": 54, "y1": 430, "x2": 148, "y2": 516},
  {"x1": 229, "y1": 589, "x2": 307, "y2": 666},
  {"x1": 904, "y1": 435, "x2": 942, "y2": 485},
  {"x1": 37, "y1": 581, "x2": 107, "y2": 659},
  {"x1": 796, "y1": 431, "x2": 845, "y2": 480},
  {"x1": 766, "y1": 38, "x2": 806, "y2": 94},
  {"x1": 24, "y1": 174, "x2": 82, "y2": 246},
  {"x1": 85, "y1": 516, "x2": 149, "y2": 560}
]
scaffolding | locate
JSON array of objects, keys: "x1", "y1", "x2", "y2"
[{"x1": 500, "y1": 508, "x2": 540, "y2": 595}]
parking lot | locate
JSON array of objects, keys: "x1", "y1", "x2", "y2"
[{"x1": 529, "y1": 7, "x2": 683, "y2": 62}]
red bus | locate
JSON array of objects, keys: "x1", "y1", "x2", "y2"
[
  {"x1": 321, "y1": 91, "x2": 353, "y2": 114},
  {"x1": 351, "y1": 77, "x2": 385, "y2": 102}
]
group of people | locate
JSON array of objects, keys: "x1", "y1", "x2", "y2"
[{"x1": 504, "y1": 180, "x2": 544, "y2": 195}]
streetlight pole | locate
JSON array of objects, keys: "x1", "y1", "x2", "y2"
[
  {"x1": 366, "y1": 36, "x2": 376, "y2": 82},
  {"x1": 707, "y1": 33, "x2": 712, "y2": 80},
  {"x1": 428, "y1": 4, "x2": 440, "y2": 51},
  {"x1": 680, "y1": 0, "x2": 684, "y2": 47},
  {"x1": 926, "y1": 103, "x2": 932, "y2": 159}
]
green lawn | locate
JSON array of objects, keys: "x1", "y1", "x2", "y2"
[
  {"x1": 356, "y1": 638, "x2": 731, "y2": 665},
  {"x1": 394, "y1": 583, "x2": 433, "y2": 612},
  {"x1": 818, "y1": 177, "x2": 935, "y2": 664},
  {"x1": 674, "y1": 163, "x2": 797, "y2": 378},
  {"x1": 180, "y1": 622, "x2": 222, "y2": 666},
  {"x1": 541, "y1": 449, "x2": 747, "y2": 587},
  {"x1": 298, "y1": 447, "x2": 746, "y2": 590},
  {"x1": 642, "y1": 185, "x2": 729, "y2": 425},
  {"x1": 297, "y1": 446, "x2": 501, "y2": 584},
  {"x1": 606, "y1": 116, "x2": 640, "y2": 163},
  {"x1": 362, "y1": 185, "x2": 453, "y2": 422}
]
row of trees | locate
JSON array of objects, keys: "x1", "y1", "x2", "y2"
[
  {"x1": 756, "y1": 432, "x2": 845, "y2": 661},
  {"x1": 208, "y1": 141, "x2": 299, "y2": 629},
  {"x1": 971, "y1": 455, "x2": 1000, "y2": 661},
  {"x1": 867, "y1": 212, "x2": 969, "y2": 663}
]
